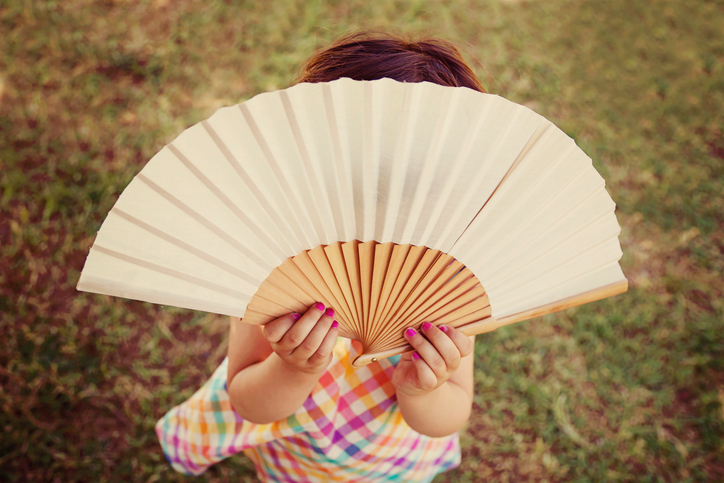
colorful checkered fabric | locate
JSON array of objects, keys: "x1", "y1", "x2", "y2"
[{"x1": 156, "y1": 338, "x2": 460, "y2": 482}]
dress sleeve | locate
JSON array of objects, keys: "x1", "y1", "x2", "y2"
[{"x1": 155, "y1": 357, "x2": 307, "y2": 475}]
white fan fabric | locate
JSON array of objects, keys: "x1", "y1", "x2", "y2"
[{"x1": 78, "y1": 78, "x2": 625, "y2": 320}]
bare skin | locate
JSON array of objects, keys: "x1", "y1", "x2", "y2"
[{"x1": 227, "y1": 302, "x2": 475, "y2": 437}]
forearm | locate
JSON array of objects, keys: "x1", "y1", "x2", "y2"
[
  {"x1": 397, "y1": 380, "x2": 472, "y2": 437},
  {"x1": 228, "y1": 353, "x2": 320, "y2": 424}
]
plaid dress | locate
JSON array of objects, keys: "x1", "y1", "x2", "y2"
[{"x1": 156, "y1": 338, "x2": 460, "y2": 482}]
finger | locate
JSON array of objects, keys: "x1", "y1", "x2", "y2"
[
  {"x1": 411, "y1": 352, "x2": 438, "y2": 390},
  {"x1": 420, "y1": 322, "x2": 462, "y2": 369},
  {"x1": 439, "y1": 325, "x2": 475, "y2": 358},
  {"x1": 262, "y1": 313, "x2": 301, "y2": 343},
  {"x1": 404, "y1": 326, "x2": 447, "y2": 378},
  {"x1": 308, "y1": 319, "x2": 339, "y2": 366},
  {"x1": 290, "y1": 307, "x2": 336, "y2": 360},
  {"x1": 278, "y1": 302, "x2": 327, "y2": 352}
]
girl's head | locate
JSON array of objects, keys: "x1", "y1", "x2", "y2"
[{"x1": 297, "y1": 31, "x2": 485, "y2": 93}]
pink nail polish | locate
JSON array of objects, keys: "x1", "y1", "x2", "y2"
[
  {"x1": 332, "y1": 321, "x2": 338, "y2": 328},
  {"x1": 315, "y1": 302, "x2": 325, "y2": 311},
  {"x1": 292, "y1": 313, "x2": 301, "y2": 321},
  {"x1": 405, "y1": 328, "x2": 416, "y2": 338},
  {"x1": 412, "y1": 352, "x2": 420, "y2": 360},
  {"x1": 422, "y1": 322, "x2": 433, "y2": 331},
  {"x1": 325, "y1": 308, "x2": 335, "y2": 317},
  {"x1": 439, "y1": 325, "x2": 448, "y2": 333}
]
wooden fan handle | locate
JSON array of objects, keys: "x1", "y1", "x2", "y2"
[
  {"x1": 351, "y1": 279, "x2": 628, "y2": 367},
  {"x1": 350, "y1": 320, "x2": 492, "y2": 368}
]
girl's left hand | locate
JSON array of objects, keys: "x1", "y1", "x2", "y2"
[{"x1": 391, "y1": 323, "x2": 474, "y2": 398}]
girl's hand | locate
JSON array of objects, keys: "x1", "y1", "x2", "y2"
[
  {"x1": 261, "y1": 302, "x2": 339, "y2": 375},
  {"x1": 391, "y1": 323, "x2": 474, "y2": 398}
]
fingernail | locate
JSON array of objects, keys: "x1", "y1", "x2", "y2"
[
  {"x1": 325, "y1": 308, "x2": 335, "y2": 317},
  {"x1": 405, "y1": 328, "x2": 416, "y2": 338},
  {"x1": 412, "y1": 352, "x2": 420, "y2": 360},
  {"x1": 315, "y1": 302, "x2": 325, "y2": 311},
  {"x1": 439, "y1": 325, "x2": 448, "y2": 333},
  {"x1": 292, "y1": 313, "x2": 301, "y2": 321},
  {"x1": 332, "y1": 321, "x2": 338, "y2": 328},
  {"x1": 421, "y1": 322, "x2": 433, "y2": 331}
]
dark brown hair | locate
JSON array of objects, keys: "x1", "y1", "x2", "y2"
[{"x1": 296, "y1": 32, "x2": 486, "y2": 93}]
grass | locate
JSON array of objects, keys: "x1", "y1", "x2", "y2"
[{"x1": 1, "y1": 0, "x2": 722, "y2": 481}]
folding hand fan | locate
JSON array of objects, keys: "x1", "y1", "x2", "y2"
[{"x1": 77, "y1": 78, "x2": 627, "y2": 366}]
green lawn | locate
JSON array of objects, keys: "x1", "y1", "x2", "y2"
[{"x1": 1, "y1": 0, "x2": 722, "y2": 481}]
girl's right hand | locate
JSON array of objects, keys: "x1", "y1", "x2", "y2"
[{"x1": 261, "y1": 302, "x2": 339, "y2": 375}]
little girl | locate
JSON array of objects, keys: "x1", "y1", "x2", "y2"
[{"x1": 156, "y1": 32, "x2": 486, "y2": 482}]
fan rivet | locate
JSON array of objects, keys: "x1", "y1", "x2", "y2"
[{"x1": 372, "y1": 357, "x2": 377, "y2": 362}]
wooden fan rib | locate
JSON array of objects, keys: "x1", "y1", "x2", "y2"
[
  {"x1": 366, "y1": 242, "x2": 395, "y2": 347},
  {"x1": 251, "y1": 280, "x2": 309, "y2": 315},
  {"x1": 262, "y1": 267, "x2": 318, "y2": 308},
  {"x1": 368, "y1": 244, "x2": 411, "y2": 347},
  {"x1": 382, "y1": 248, "x2": 442, "y2": 324},
  {"x1": 446, "y1": 305, "x2": 493, "y2": 328},
  {"x1": 303, "y1": 247, "x2": 357, "y2": 328},
  {"x1": 496, "y1": 279, "x2": 628, "y2": 328},
  {"x1": 374, "y1": 293, "x2": 490, "y2": 352},
  {"x1": 373, "y1": 286, "x2": 488, "y2": 351},
  {"x1": 368, "y1": 256, "x2": 453, "y2": 347},
  {"x1": 323, "y1": 242, "x2": 361, "y2": 334},
  {"x1": 341, "y1": 240, "x2": 365, "y2": 333},
  {"x1": 492, "y1": 233, "x2": 623, "y2": 314},
  {"x1": 455, "y1": 279, "x2": 629, "y2": 340},
  {"x1": 243, "y1": 306, "x2": 356, "y2": 340},
  {"x1": 374, "y1": 304, "x2": 493, "y2": 354},
  {"x1": 382, "y1": 253, "x2": 457, "y2": 332},
  {"x1": 353, "y1": 305, "x2": 495, "y2": 368},
  {"x1": 369, "y1": 277, "x2": 480, "y2": 351},
  {"x1": 276, "y1": 255, "x2": 357, "y2": 337},
  {"x1": 431, "y1": 292, "x2": 491, "y2": 325},
  {"x1": 382, "y1": 267, "x2": 477, "y2": 337},
  {"x1": 247, "y1": 293, "x2": 300, "y2": 319},
  {"x1": 241, "y1": 307, "x2": 278, "y2": 326},
  {"x1": 373, "y1": 279, "x2": 486, "y2": 350},
  {"x1": 375, "y1": 245, "x2": 428, "y2": 331},
  {"x1": 357, "y1": 241, "x2": 376, "y2": 331},
  {"x1": 277, "y1": 258, "x2": 335, "y2": 310},
  {"x1": 494, "y1": 258, "x2": 625, "y2": 320}
]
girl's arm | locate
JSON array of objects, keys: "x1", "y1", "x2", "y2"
[
  {"x1": 393, "y1": 324, "x2": 475, "y2": 437},
  {"x1": 227, "y1": 304, "x2": 339, "y2": 424}
]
